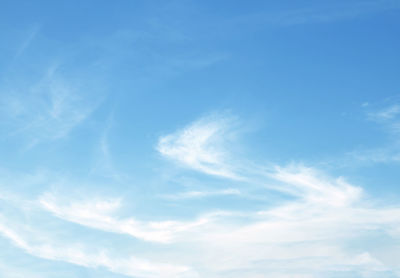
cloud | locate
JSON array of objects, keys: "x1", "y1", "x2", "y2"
[
  {"x1": 1, "y1": 113, "x2": 400, "y2": 277},
  {"x1": 153, "y1": 115, "x2": 400, "y2": 277},
  {"x1": 346, "y1": 147, "x2": 400, "y2": 165},
  {"x1": 233, "y1": 0, "x2": 400, "y2": 27},
  {"x1": 0, "y1": 65, "x2": 103, "y2": 148},
  {"x1": 0, "y1": 218, "x2": 192, "y2": 278},
  {"x1": 343, "y1": 99, "x2": 400, "y2": 165},
  {"x1": 39, "y1": 192, "x2": 213, "y2": 244},
  {"x1": 14, "y1": 25, "x2": 40, "y2": 59},
  {"x1": 161, "y1": 188, "x2": 241, "y2": 200},
  {"x1": 157, "y1": 113, "x2": 241, "y2": 179},
  {"x1": 89, "y1": 113, "x2": 125, "y2": 182},
  {"x1": 34, "y1": 156, "x2": 400, "y2": 277},
  {"x1": 366, "y1": 100, "x2": 400, "y2": 135},
  {"x1": 368, "y1": 104, "x2": 400, "y2": 122},
  {"x1": 271, "y1": 165, "x2": 362, "y2": 206},
  {"x1": 182, "y1": 168, "x2": 400, "y2": 277}
]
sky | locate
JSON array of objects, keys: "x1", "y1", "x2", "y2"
[{"x1": 0, "y1": 0, "x2": 400, "y2": 277}]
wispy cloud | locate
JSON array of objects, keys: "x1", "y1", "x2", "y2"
[
  {"x1": 271, "y1": 165, "x2": 362, "y2": 206},
  {"x1": 1, "y1": 113, "x2": 400, "y2": 277},
  {"x1": 89, "y1": 112, "x2": 125, "y2": 182},
  {"x1": 1, "y1": 1, "x2": 398, "y2": 277},
  {"x1": 367, "y1": 102, "x2": 400, "y2": 135},
  {"x1": 14, "y1": 25, "x2": 41, "y2": 59},
  {"x1": 0, "y1": 217, "x2": 192, "y2": 278},
  {"x1": 342, "y1": 99, "x2": 400, "y2": 165},
  {"x1": 34, "y1": 162, "x2": 400, "y2": 277},
  {"x1": 153, "y1": 114, "x2": 400, "y2": 277},
  {"x1": 0, "y1": 65, "x2": 102, "y2": 148},
  {"x1": 39, "y1": 192, "x2": 213, "y2": 244},
  {"x1": 157, "y1": 113, "x2": 241, "y2": 179},
  {"x1": 161, "y1": 188, "x2": 241, "y2": 200},
  {"x1": 233, "y1": 0, "x2": 400, "y2": 27},
  {"x1": 346, "y1": 146, "x2": 400, "y2": 164},
  {"x1": 370, "y1": 104, "x2": 400, "y2": 121}
]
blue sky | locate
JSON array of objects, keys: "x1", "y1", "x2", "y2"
[{"x1": 1, "y1": 0, "x2": 400, "y2": 277}]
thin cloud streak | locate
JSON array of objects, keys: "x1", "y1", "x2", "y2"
[
  {"x1": 0, "y1": 215, "x2": 193, "y2": 278},
  {"x1": 14, "y1": 24, "x2": 41, "y2": 59},
  {"x1": 39, "y1": 192, "x2": 213, "y2": 244},
  {"x1": 370, "y1": 104, "x2": 400, "y2": 120},
  {"x1": 0, "y1": 65, "x2": 103, "y2": 148},
  {"x1": 231, "y1": 0, "x2": 400, "y2": 27},
  {"x1": 160, "y1": 188, "x2": 241, "y2": 200},
  {"x1": 366, "y1": 100, "x2": 400, "y2": 134}
]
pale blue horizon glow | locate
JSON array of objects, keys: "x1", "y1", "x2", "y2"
[{"x1": 1, "y1": 1, "x2": 400, "y2": 277}]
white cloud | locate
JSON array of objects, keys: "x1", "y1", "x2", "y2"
[
  {"x1": 39, "y1": 193, "x2": 213, "y2": 244},
  {"x1": 33, "y1": 163, "x2": 400, "y2": 277},
  {"x1": 271, "y1": 165, "x2": 362, "y2": 206},
  {"x1": 153, "y1": 115, "x2": 400, "y2": 276},
  {"x1": 161, "y1": 188, "x2": 241, "y2": 200},
  {"x1": 157, "y1": 114, "x2": 241, "y2": 179},
  {"x1": 182, "y1": 169, "x2": 400, "y2": 277},
  {"x1": 1, "y1": 114, "x2": 400, "y2": 277},
  {"x1": 0, "y1": 215, "x2": 193, "y2": 278}
]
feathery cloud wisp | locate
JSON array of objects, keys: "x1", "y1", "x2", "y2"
[
  {"x1": 39, "y1": 192, "x2": 212, "y2": 244},
  {"x1": 0, "y1": 66, "x2": 102, "y2": 148},
  {"x1": 157, "y1": 114, "x2": 240, "y2": 179},
  {"x1": 0, "y1": 218, "x2": 192, "y2": 278}
]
